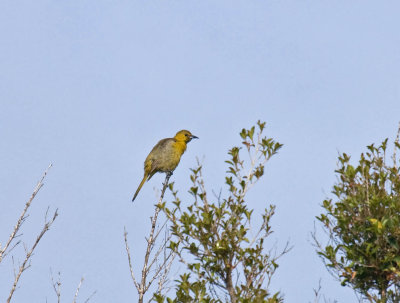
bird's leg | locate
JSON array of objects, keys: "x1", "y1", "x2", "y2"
[
  {"x1": 163, "y1": 171, "x2": 173, "y2": 188},
  {"x1": 159, "y1": 172, "x2": 173, "y2": 202},
  {"x1": 164, "y1": 171, "x2": 173, "y2": 183}
]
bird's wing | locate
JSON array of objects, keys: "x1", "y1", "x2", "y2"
[
  {"x1": 146, "y1": 138, "x2": 175, "y2": 179},
  {"x1": 152, "y1": 137, "x2": 175, "y2": 151}
]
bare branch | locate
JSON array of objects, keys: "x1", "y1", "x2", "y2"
[
  {"x1": 7, "y1": 209, "x2": 58, "y2": 303},
  {"x1": 125, "y1": 172, "x2": 176, "y2": 303},
  {"x1": 49, "y1": 271, "x2": 96, "y2": 303},
  {"x1": 392, "y1": 121, "x2": 400, "y2": 170},
  {"x1": 124, "y1": 228, "x2": 140, "y2": 291},
  {"x1": 156, "y1": 229, "x2": 177, "y2": 294},
  {"x1": 0, "y1": 164, "x2": 52, "y2": 263},
  {"x1": 72, "y1": 277, "x2": 84, "y2": 303},
  {"x1": 83, "y1": 290, "x2": 97, "y2": 303},
  {"x1": 50, "y1": 269, "x2": 62, "y2": 303}
]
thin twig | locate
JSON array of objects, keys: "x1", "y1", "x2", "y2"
[
  {"x1": 0, "y1": 164, "x2": 52, "y2": 263},
  {"x1": 124, "y1": 227, "x2": 140, "y2": 291},
  {"x1": 125, "y1": 173, "x2": 173, "y2": 303},
  {"x1": 83, "y1": 290, "x2": 97, "y2": 303},
  {"x1": 156, "y1": 228, "x2": 175, "y2": 294},
  {"x1": 50, "y1": 269, "x2": 62, "y2": 303},
  {"x1": 7, "y1": 209, "x2": 58, "y2": 303},
  {"x1": 139, "y1": 173, "x2": 171, "y2": 302},
  {"x1": 50, "y1": 271, "x2": 96, "y2": 303},
  {"x1": 72, "y1": 277, "x2": 84, "y2": 303},
  {"x1": 392, "y1": 121, "x2": 400, "y2": 170}
]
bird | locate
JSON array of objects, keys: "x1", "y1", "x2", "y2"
[{"x1": 132, "y1": 129, "x2": 198, "y2": 202}]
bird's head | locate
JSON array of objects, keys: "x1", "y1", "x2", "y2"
[{"x1": 174, "y1": 130, "x2": 198, "y2": 143}]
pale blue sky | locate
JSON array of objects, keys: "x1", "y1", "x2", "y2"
[{"x1": 1, "y1": 1, "x2": 400, "y2": 302}]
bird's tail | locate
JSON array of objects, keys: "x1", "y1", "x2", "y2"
[{"x1": 132, "y1": 174, "x2": 148, "y2": 202}]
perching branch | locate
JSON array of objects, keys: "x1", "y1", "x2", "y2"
[{"x1": 125, "y1": 173, "x2": 177, "y2": 303}]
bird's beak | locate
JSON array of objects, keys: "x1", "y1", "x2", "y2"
[{"x1": 191, "y1": 135, "x2": 199, "y2": 139}]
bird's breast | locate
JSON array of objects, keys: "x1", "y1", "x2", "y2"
[{"x1": 172, "y1": 141, "x2": 187, "y2": 155}]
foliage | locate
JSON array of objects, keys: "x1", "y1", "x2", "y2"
[
  {"x1": 315, "y1": 132, "x2": 400, "y2": 302},
  {"x1": 156, "y1": 121, "x2": 288, "y2": 303}
]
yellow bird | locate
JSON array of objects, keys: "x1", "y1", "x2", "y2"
[{"x1": 132, "y1": 130, "x2": 198, "y2": 202}]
